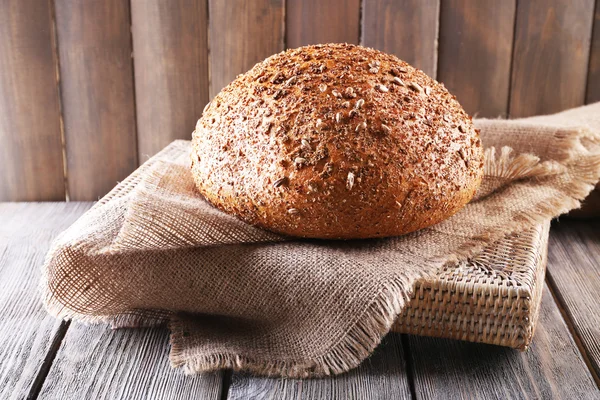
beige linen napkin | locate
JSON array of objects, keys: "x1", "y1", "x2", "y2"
[{"x1": 42, "y1": 103, "x2": 600, "y2": 378}]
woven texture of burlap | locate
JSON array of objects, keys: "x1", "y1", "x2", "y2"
[{"x1": 42, "y1": 104, "x2": 600, "y2": 378}]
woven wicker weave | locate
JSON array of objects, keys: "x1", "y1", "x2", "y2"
[{"x1": 393, "y1": 222, "x2": 549, "y2": 350}]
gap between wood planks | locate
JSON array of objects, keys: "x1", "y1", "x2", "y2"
[
  {"x1": 26, "y1": 321, "x2": 71, "y2": 400},
  {"x1": 401, "y1": 334, "x2": 418, "y2": 400},
  {"x1": 546, "y1": 274, "x2": 600, "y2": 388},
  {"x1": 219, "y1": 369, "x2": 233, "y2": 400},
  {"x1": 48, "y1": 0, "x2": 70, "y2": 202}
]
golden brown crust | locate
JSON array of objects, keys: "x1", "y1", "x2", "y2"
[{"x1": 191, "y1": 43, "x2": 484, "y2": 239}]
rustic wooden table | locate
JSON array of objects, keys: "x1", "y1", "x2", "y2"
[{"x1": 1, "y1": 203, "x2": 599, "y2": 399}]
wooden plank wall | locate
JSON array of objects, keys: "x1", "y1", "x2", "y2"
[
  {"x1": 588, "y1": 0, "x2": 600, "y2": 104},
  {"x1": 209, "y1": 0, "x2": 285, "y2": 98},
  {"x1": 54, "y1": 0, "x2": 138, "y2": 201},
  {"x1": 509, "y1": 0, "x2": 595, "y2": 118},
  {"x1": 287, "y1": 0, "x2": 361, "y2": 48},
  {"x1": 0, "y1": 0, "x2": 65, "y2": 201},
  {"x1": 1, "y1": 0, "x2": 599, "y2": 201},
  {"x1": 362, "y1": 0, "x2": 439, "y2": 78},
  {"x1": 131, "y1": 0, "x2": 210, "y2": 160},
  {"x1": 437, "y1": 0, "x2": 516, "y2": 118}
]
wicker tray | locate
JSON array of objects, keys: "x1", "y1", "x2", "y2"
[{"x1": 393, "y1": 222, "x2": 549, "y2": 350}]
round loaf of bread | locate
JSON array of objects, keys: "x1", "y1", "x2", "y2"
[{"x1": 191, "y1": 43, "x2": 484, "y2": 239}]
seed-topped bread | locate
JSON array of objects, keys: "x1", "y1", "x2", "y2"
[{"x1": 191, "y1": 43, "x2": 484, "y2": 239}]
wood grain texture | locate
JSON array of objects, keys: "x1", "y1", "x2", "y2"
[
  {"x1": 39, "y1": 325, "x2": 222, "y2": 400},
  {"x1": 227, "y1": 333, "x2": 411, "y2": 400},
  {"x1": 586, "y1": 0, "x2": 600, "y2": 103},
  {"x1": 286, "y1": 0, "x2": 361, "y2": 49},
  {"x1": 509, "y1": 0, "x2": 595, "y2": 118},
  {"x1": 437, "y1": 0, "x2": 516, "y2": 117},
  {"x1": 0, "y1": 0, "x2": 65, "y2": 201},
  {"x1": 361, "y1": 0, "x2": 439, "y2": 78},
  {"x1": 408, "y1": 285, "x2": 598, "y2": 399},
  {"x1": 209, "y1": 0, "x2": 284, "y2": 98},
  {"x1": 131, "y1": 0, "x2": 209, "y2": 160},
  {"x1": 55, "y1": 0, "x2": 138, "y2": 200},
  {"x1": 0, "y1": 203, "x2": 91, "y2": 399},
  {"x1": 547, "y1": 220, "x2": 600, "y2": 385}
]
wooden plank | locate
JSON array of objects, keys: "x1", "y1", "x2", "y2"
[
  {"x1": 39, "y1": 325, "x2": 222, "y2": 400},
  {"x1": 0, "y1": 203, "x2": 91, "y2": 399},
  {"x1": 208, "y1": 0, "x2": 285, "y2": 98},
  {"x1": 55, "y1": 0, "x2": 138, "y2": 200},
  {"x1": 586, "y1": 0, "x2": 600, "y2": 103},
  {"x1": 580, "y1": 0, "x2": 600, "y2": 218},
  {"x1": 408, "y1": 285, "x2": 598, "y2": 399},
  {"x1": 131, "y1": 0, "x2": 209, "y2": 160},
  {"x1": 0, "y1": 0, "x2": 65, "y2": 201},
  {"x1": 437, "y1": 0, "x2": 516, "y2": 117},
  {"x1": 547, "y1": 220, "x2": 600, "y2": 385},
  {"x1": 227, "y1": 333, "x2": 411, "y2": 399},
  {"x1": 580, "y1": 0, "x2": 600, "y2": 222},
  {"x1": 286, "y1": 0, "x2": 361, "y2": 49},
  {"x1": 509, "y1": 0, "x2": 595, "y2": 118},
  {"x1": 361, "y1": 0, "x2": 439, "y2": 78}
]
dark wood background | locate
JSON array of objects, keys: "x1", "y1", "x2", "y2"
[{"x1": 1, "y1": 0, "x2": 599, "y2": 202}]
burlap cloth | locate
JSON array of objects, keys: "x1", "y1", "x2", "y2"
[{"x1": 42, "y1": 103, "x2": 600, "y2": 378}]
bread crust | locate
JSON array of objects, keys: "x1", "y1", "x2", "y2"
[{"x1": 191, "y1": 43, "x2": 484, "y2": 239}]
